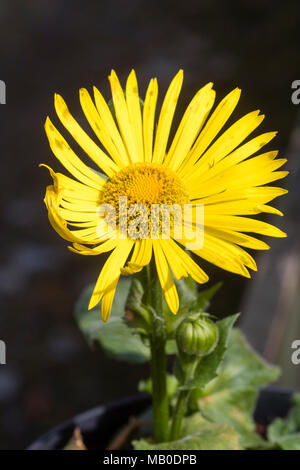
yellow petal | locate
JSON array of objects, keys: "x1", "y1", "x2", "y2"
[
  {"x1": 143, "y1": 78, "x2": 158, "y2": 162},
  {"x1": 44, "y1": 185, "x2": 84, "y2": 243},
  {"x1": 190, "y1": 167, "x2": 288, "y2": 200},
  {"x1": 108, "y1": 70, "x2": 139, "y2": 163},
  {"x1": 180, "y1": 87, "x2": 241, "y2": 175},
  {"x1": 126, "y1": 70, "x2": 144, "y2": 161},
  {"x1": 121, "y1": 263, "x2": 143, "y2": 276},
  {"x1": 205, "y1": 227, "x2": 270, "y2": 250},
  {"x1": 166, "y1": 83, "x2": 216, "y2": 172},
  {"x1": 161, "y1": 239, "x2": 208, "y2": 283},
  {"x1": 44, "y1": 118, "x2": 105, "y2": 189},
  {"x1": 60, "y1": 198, "x2": 98, "y2": 213},
  {"x1": 101, "y1": 285, "x2": 118, "y2": 322},
  {"x1": 89, "y1": 239, "x2": 134, "y2": 311},
  {"x1": 153, "y1": 242, "x2": 179, "y2": 314},
  {"x1": 192, "y1": 186, "x2": 288, "y2": 206},
  {"x1": 152, "y1": 70, "x2": 183, "y2": 164},
  {"x1": 204, "y1": 214, "x2": 287, "y2": 237},
  {"x1": 204, "y1": 197, "x2": 284, "y2": 217},
  {"x1": 257, "y1": 205, "x2": 283, "y2": 216},
  {"x1": 159, "y1": 239, "x2": 188, "y2": 280},
  {"x1": 69, "y1": 239, "x2": 117, "y2": 255},
  {"x1": 93, "y1": 85, "x2": 131, "y2": 166},
  {"x1": 54, "y1": 94, "x2": 117, "y2": 177},
  {"x1": 121, "y1": 239, "x2": 153, "y2": 275},
  {"x1": 187, "y1": 131, "x2": 277, "y2": 185},
  {"x1": 180, "y1": 233, "x2": 251, "y2": 278},
  {"x1": 132, "y1": 238, "x2": 153, "y2": 266},
  {"x1": 79, "y1": 88, "x2": 128, "y2": 169},
  {"x1": 186, "y1": 110, "x2": 265, "y2": 182}
]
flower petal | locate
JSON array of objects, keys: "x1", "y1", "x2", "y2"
[
  {"x1": 121, "y1": 239, "x2": 153, "y2": 275},
  {"x1": 143, "y1": 78, "x2": 158, "y2": 162},
  {"x1": 93, "y1": 85, "x2": 131, "y2": 166},
  {"x1": 79, "y1": 88, "x2": 128, "y2": 169},
  {"x1": 54, "y1": 94, "x2": 118, "y2": 176},
  {"x1": 185, "y1": 131, "x2": 277, "y2": 184},
  {"x1": 152, "y1": 70, "x2": 183, "y2": 164},
  {"x1": 126, "y1": 70, "x2": 144, "y2": 161},
  {"x1": 204, "y1": 214, "x2": 287, "y2": 237},
  {"x1": 44, "y1": 118, "x2": 105, "y2": 188},
  {"x1": 180, "y1": 87, "x2": 241, "y2": 175},
  {"x1": 166, "y1": 83, "x2": 216, "y2": 172},
  {"x1": 108, "y1": 70, "x2": 140, "y2": 163},
  {"x1": 186, "y1": 110, "x2": 265, "y2": 182},
  {"x1": 89, "y1": 239, "x2": 134, "y2": 312},
  {"x1": 160, "y1": 239, "x2": 208, "y2": 283},
  {"x1": 179, "y1": 233, "x2": 252, "y2": 278},
  {"x1": 153, "y1": 242, "x2": 179, "y2": 314}
]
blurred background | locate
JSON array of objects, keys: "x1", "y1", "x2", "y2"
[{"x1": 0, "y1": 0, "x2": 299, "y2": 449}]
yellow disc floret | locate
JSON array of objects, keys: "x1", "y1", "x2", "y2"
[
  {"x1": 102, "y1": 162, "x2": 189, "y2": 208},
  {"x1": 101, "y1": 162, "x2": 189, "y2": 238}
]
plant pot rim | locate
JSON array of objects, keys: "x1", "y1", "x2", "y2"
[
  {"x1": 27, "y1": 393, "x2": 150, "y2": 450},
  {"x1": 27, "y1": 385, "x2": 296, "y2": 450}
]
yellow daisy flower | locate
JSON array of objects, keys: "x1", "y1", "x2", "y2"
[{"x1": 41, "y1": 69, "x2": 288, "y2": 322}]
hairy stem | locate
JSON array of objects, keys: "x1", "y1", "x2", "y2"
[
  {"x1": 170, "y1": 360, "x2": 198, "y2": 441},
  {"x1": 146, "y1": 261, "x2": 169, "y2": 443}
]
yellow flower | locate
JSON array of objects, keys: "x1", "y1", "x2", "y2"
[{"x1": 41, "y1": 70, "x2": 288, "y2": 322}]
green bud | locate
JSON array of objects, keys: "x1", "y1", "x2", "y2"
[{"x1": 176, "y1": 314, "x2": 219, "y2": 357}]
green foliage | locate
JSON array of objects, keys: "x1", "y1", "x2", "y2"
[
  {"x1": 133, "y1": 413, "x2": 242, "y2": 450},
  {"x1": 75, "y1": 274, "x2": 300, "y2": 451},
  {"x1": 196, "y1": 329, "x2": 280, "y2": 448},
  {"x1": 176, "y1": 314, "x2": 219, "y2": 357},
  {"x1": 180, "y1": 314, "x2": 239, "y2": 390},
  {"x1": 139, "y1": 375, "x2": 179, "y2": 400},
  {"x1": 267, "y1": 394, "x2": 300, "y2": 450},
  {"x1": 75, "y1": 279, "x2": 150, "y2": 363},
  {"x1": 194, "y1": 282, "x2": 223, "y2": 312},
  {"x1": 164, "y1": 277, "x2": 222, "y2": 335},
  {"x1": 74, "y1": 276, "x2": 220, "y2": 364}
]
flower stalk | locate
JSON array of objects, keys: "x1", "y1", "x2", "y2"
[
  {"x1": 170, "y1": 358, "x2": 198, "y2": 441},
  {"x1": 146, "y1": 262, "x2": 169, "y2": 443}
]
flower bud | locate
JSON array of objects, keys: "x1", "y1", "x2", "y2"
[{"x1": 176, "y1": 314, "x2": 219, "y2": 357}]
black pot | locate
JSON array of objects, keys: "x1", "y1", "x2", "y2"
[{"x1": 27, "y1": 386, "x2": 294, "y2": 450}]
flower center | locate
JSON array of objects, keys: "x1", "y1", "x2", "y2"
[
  {"x1": 102, "y1": 162, "x2": 188, "y2": 208},
  {"x1": 100, "y1": 162, "x2": 189, "y2": 237}
]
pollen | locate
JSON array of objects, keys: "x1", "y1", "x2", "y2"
[
  {"x1": 101, "y1": 162, "x2": 189, "y2": 211},
  {"x1": 100, "y1": 162, "x2": 189, "y2": 238}
]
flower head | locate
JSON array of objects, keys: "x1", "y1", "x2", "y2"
[{"x1": 42, "y1": 69, "x2": 287, "y2": 321}]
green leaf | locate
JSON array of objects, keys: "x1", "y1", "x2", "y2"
[
  {"x1": 198, "y1": 388, "x2": 270, "y2": 449},
  {"x1": 195, "y1": 282, "x2": 222, "y2": 312},
  {"x1": 196, "y1": 329, "x2": 280, "y2": 448},
  {"x1": 163, "y1": 277, "x2": 198, "y2": 333},
  {"x1": 273, "y1": 434, "x2": 300, "y2": 450},
  {"x1": 165, "y1": 339, "x2": 178, "y2": 355},
  {"x1": 133, "y1": 413, "x2": 242, "y2": 450},
  {"x1": 75, "y1": 279, "x2": 150, "y2": 363},
  {"x1": 268, "y1": 394, "x2": 300, "y2": 441},
  {"x1": 139, "y1": 374, "x2": 179, "y2": 399},
  {"x1": 202, "y1": 329, "x2": 280, "y2": 393},
  {"x1": 175, "y1": 276, "x2": 198, "y2": 309},
  {"x1": 268, "y1": 394, "x2": 300, "y2": 450},
  {"x1": 181, "y1": 314, "x2": 239, "y2": 391},
  {"x1": 174, "y1": 278, "x2": 221, "y2": 314},
  {"x1": 164, "y1": 277, "x2": 222, "y2": 338}
]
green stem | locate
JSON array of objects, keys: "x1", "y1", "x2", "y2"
[
  {"x1": 146, "y1": 262, "x2": 169, "y2": 443},
  {"x1": 170, "y1": 359, "x2": 198, "y2": 441}
]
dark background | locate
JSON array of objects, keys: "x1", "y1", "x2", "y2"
[{"x1": 0, "y1": 0, "x2": 299, "y2": 449}]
